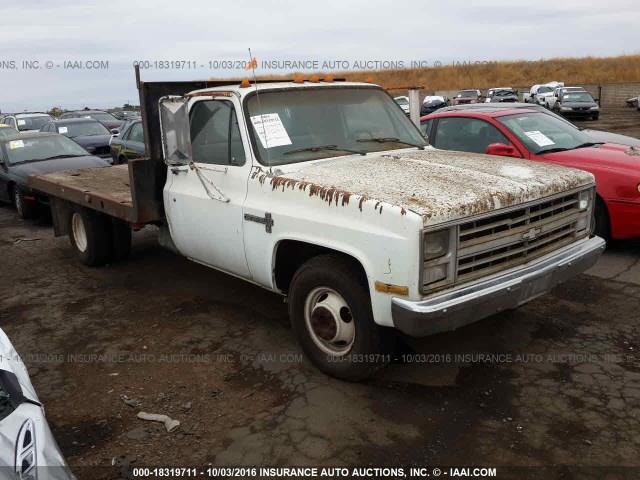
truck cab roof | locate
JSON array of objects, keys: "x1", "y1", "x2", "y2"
[{"x1": 187, "y1": 81, "x2": 376, "y2": 99}]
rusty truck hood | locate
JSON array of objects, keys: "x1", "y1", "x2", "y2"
[{"x1": 273, "y1": 148, "x2": 595, "y2": 225}]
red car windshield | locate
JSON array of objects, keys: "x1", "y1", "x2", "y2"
[{"x1": 497, "y1": 112, "x2": 595, "y2": 154}]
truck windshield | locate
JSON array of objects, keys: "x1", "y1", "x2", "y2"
[{"x1": 245, "y1": 87, "x2": 426, "y2": 166}]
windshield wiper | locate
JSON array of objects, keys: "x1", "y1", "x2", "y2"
[
  {"x1": 41, "y1": 154, "x2": 87, "y2": 160},
  {"x1": 538, "y1": 147, "x2": 570, "y2": 154},
  {"x1": 356, "y1": 137, "x2": 425, "y2": 150},
  {"x1": 539, "y1": 142, "x2": 603, "y2": 154},
  {"x1": 283, "y1": 145, "x2": 366, "y2": 156},
  {"x1": 573, "y1": 142, "x2": 603, "y2": 149}
]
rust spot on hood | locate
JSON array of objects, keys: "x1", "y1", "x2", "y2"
[{"x1": 269, "y1": 175, "x2": 363, "y2": 209}]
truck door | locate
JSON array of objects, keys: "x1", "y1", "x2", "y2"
[{"x1": 164, "y1": 97, "x2": 252, "y2": 278}]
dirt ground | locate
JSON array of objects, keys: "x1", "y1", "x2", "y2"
[
  {"x1": 1, "y1": 110, "x2": 639, "y2": 479},
  {"x1": 574, "y1": 106, "x2": 640, "y2": 138}
]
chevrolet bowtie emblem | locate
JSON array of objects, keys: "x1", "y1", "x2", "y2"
[{"x1": 522, "y1": 227, "x2": 542, "y2": 241}]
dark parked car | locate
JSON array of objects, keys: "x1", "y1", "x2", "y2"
[
  {"x1": 41, "y1": 118, "x2": 113, "y2": 161},
  {"x1": 452, "y1": 89, "x2": 482, "y2": 105},
  {"x1": 59, "y1": 110, "x2": 123, "y2": 131},
  {"x1": 0, "y1": 132, "x2": 109, "y2": 218},
  {"x1": 112, "y1": 110, "x2": 141, "y2": 121},
  {"x1": 551, "y1": 90, "x2": 600, "y2": 120},
  {"x1": 109, "y1": 119, "x2": 145, "y2": 164}
]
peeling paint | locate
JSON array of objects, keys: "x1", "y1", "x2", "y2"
[{"x1": 251, "y1": 149, "x2": 594, "y2": 225}]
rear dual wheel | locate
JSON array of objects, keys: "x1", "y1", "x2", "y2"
[{"x1": 68, "y1": 207, "x2": 131, "y2": 266}]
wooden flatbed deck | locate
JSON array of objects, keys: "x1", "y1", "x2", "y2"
[{"x1": 30, "y1": 164, "x2": 139, "y2": 223}]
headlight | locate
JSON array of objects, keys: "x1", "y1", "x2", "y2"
[
  {"x1": 576, "y1": 189, "x2": 594, "y2": 234},
  {"x1": 424, "y1": 228, "x2": 450, "y2": 260},
  {"x1": 424, "y1": 263, "x2": 448, "y2": 284},
  {"x1": 590, "y1": 106, "x2": 600, "y2": 110},
  {"x1": 422, "y1": 228, "x2": 456, "y2": 291},
  {"x1": 560, "y1": 106, "x2": 572, "y2": 111},
  {"x1": 578, "y1": 189, "x2": 593, "y2": 211}
]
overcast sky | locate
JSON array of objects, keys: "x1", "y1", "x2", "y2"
[{"x1": 1, "y1": 0, "x2": 638, "y2": 111}]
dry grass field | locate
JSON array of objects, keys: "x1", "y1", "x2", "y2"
[{"x1": 246, "y1": 54, "x2": 640, "y2": 92}]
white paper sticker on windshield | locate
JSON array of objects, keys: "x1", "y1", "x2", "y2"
[
  {"x1": 9, "y1": 140, "x2": 24, "y2": 150},
  {"x1": 17, "y1": 120, "x2": 26, "y2": 126},
  {"x1": 59, "y1": 127, "x2": 68, "y2": 134},
  {"x1": 524, "y1": 130, "x2": 555, "y2": 147},
  {"x1": 250, "y1": 113, "x2": 292, "y2": 149}
]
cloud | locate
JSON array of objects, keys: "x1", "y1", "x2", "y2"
[{"x1": 0, "y1": 0, "x2": 638, "y2": 111}]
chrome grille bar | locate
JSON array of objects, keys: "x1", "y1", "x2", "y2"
[{"x1": 455, "y1": 191, "x2": 589, "y2": 284}]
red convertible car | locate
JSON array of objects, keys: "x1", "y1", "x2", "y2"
[{"x1": 420, "y1": 106, "x2": 640, "y2": 240}]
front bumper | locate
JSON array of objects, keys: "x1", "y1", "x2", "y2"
[{"x1": 392, "y1": 236, "x2": 606, "y2": 337}]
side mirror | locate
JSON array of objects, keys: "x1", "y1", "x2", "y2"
[
  {"x1": 486, "y1": 143, "x2": 522, "y2": 158},
  {"x1": 110, "y1": 128, "x2": 119, "y2": 136},
  {"x1": 159, "y1": 96, "x2": 192, "y2": 165}
]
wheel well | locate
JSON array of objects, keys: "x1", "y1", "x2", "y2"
[
  {"x1": 596, "y1": 192, "x2": 610, "y2": 215},
  {"x1": 596, "y1": 194, "x2": 609, "y2": 218},
  {"x1": 273, "y1": 240, "x2": 368, "y2": 294}
]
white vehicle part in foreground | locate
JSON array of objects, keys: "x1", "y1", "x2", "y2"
[{"x1": 0, "y1": 328, "x2": 74, "y2": 480}]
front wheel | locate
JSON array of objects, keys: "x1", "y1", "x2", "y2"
[{"x1": 288, "y1": 254, "x2": 395, "y2": 381}]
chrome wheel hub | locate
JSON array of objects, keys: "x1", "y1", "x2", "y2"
[
  {"x1": 304, "y1": 287, "x2": 355, "y2": 356},
  {"x1": 71, "y1": 213, "x2": 88, "y2": 252}
]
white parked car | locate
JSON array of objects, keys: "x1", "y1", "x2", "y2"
[
  {"x1": 0, "y1": 113, "x2": 53, "y2": 133},
  {"x1": 523, "y1": 82, "x2": 564, "y2": 106},
  {"x1": 393, "y1": 96, "x2": 410, "y2": 115},
  {"x1": 0, "y1": 328, "x2": 74, "y2": 479}
]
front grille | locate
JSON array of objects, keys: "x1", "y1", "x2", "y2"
[{"x1": 455, "y1": 191, "x2": 589, "y2": 284}]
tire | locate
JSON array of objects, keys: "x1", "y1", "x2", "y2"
[
  {"x1": 118, "y1": 155, "x2": 127, "y2": 165},
  {"x1": 13, "y1": 187, "x2": 37, "y2": 220},
  {"x1": 594, "y1": 198, "x2": 611, "y2": 243},
  {"x1": 288, "y1": 254, "x2": 395, "y2": 381},
  {"x1": 111, "y1": 218, "x2": 132, "y2": 261},
  {"x1": 592, "y1": 114, "x2": 599, "y2": 121},
  {"x1": 68, "y1": 207, "x2": 112, "y2": 266}
]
